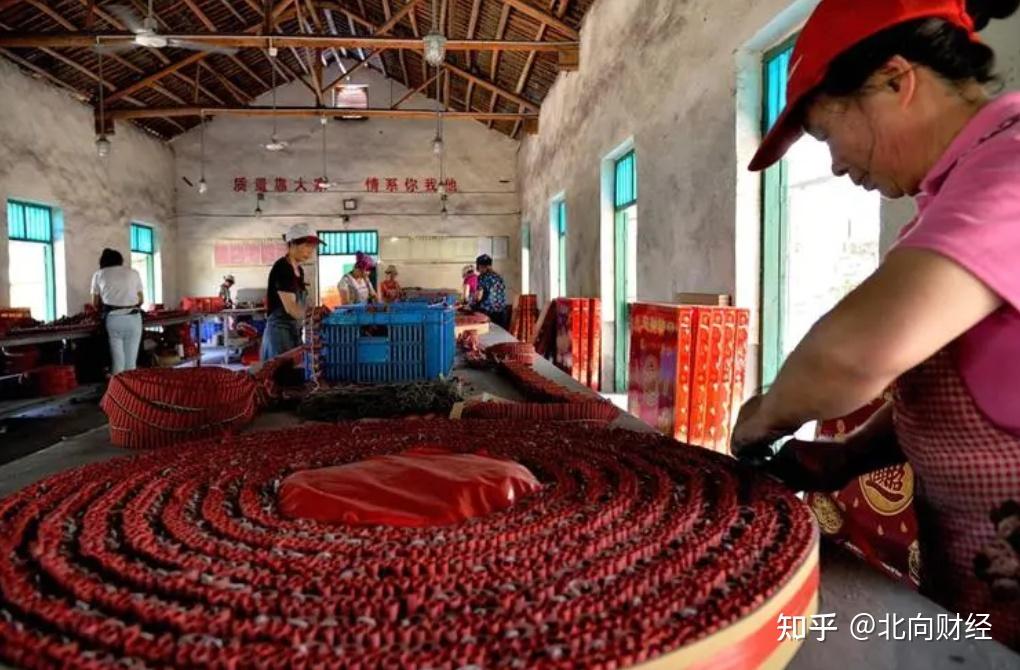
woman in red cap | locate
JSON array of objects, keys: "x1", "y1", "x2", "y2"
[{"x1": 732, "y1": 0, "x2": 1020, "y2": 647}]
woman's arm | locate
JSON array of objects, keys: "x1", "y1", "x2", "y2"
[
  {"x1": 277, "y1": 291, "x2": 305, "y2": 321},
  {"x1": 733, "y1": 247, "x2": 1002, "y2": 456},
  {"x1": 92, "y1": 293, "x2": 103, "y2": 310}
]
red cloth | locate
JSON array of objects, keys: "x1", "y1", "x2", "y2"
[
  {"x1": 279, "y1": 446, "x2": 541, "y2": 527},
  {"x1": 894, "y1": 348, "x2": 1020, "y2": 649}
]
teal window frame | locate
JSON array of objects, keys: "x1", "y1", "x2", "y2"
[
  {"x1": 760, "y1": 36, "x2": 797, "y2": 388},
  {"x1": 7, "y1": 199, "x2": 56, "y2": 321},
  {"x1": 555, "y1": 200, "x2": 567, "y2": 297},
  {"x1": 130, "y1": 223, "x2": 156, "y2": 303},
  {"x1": 318, "y1": 229, "x2": 379, "y2": 286},
  {"x1": 613, "y1": 150, "x2": 637, "y2": 392},
  {"x1": 318, "y1": 230, "x2": 379, "y2": 256}
]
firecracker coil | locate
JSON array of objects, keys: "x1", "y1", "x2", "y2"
[
  {"x1": 0, "y1": 421, "x2": 818, "y2": 669},
  {"x1": 100, "y1": 367, "x2": 258, "y2": 449}
]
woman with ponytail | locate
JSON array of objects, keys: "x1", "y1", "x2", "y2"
[{"x1": 733, "y1": 0, "x2": 1020, "y2": 648}]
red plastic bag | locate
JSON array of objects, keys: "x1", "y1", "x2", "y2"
[{"x1": 279, "y1": 446, "x2": 541, "y2": 527}]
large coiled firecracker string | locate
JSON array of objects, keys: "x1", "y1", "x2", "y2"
[
  {"x1": 0, "y1": 421, "x2": 818, "y2": 669},
  {"x1": 99, "y1": 367, "x2": 257, "y2": 449}
]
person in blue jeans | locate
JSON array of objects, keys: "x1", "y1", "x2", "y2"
[
  {"x1": 91, "y1": 248, "x2": 144, "y2": 375},
  {"x1": 470, "y1": 254, "x2": 509, "y2": 329},
  {"x1": 261, "y1": 224, "x2": 322, "y2": 361}
]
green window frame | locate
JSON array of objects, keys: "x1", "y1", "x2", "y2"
[
  {"x1": 7, "y1": 200, "x2": 56, "y2": 321},
  {"x1": 614, "y1": 150, "x2": 637, "y2": 392},
  {"x1": 555, "y1": 200, "x2": 567, "y2": 297},
  {"x1": 318, "y1": 230, "x2": 379, "y2": 256},
  {"x1": 130, "y1": 223, "x2": 156, "y2": 305},
  {"x1": 760, "y1": 36, "x2": 797, "y2": 388}
]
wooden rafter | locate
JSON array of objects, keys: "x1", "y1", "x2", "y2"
[
  {"x1": 229, "y1": 53, "x2": 269, "y2": 88},
  {"x1": 499, "y1": 0, "x2": 578, "y2": 39},
  {"x1": 486, "y1": 2, "x2": 512, "y2": 128},
  {"x1": 94, "y1": 0, "x2": 294, "y2": 108},
  {"x1": 181, "y1": 0, "x2": 218, "y2": 32},
  {"x1": 464, "y1": 0, "x2": 481, "y2": 70},
  {"x1": 107, "y1": 105, "x2": 538, "y2": 122},
  {"x1": 390, "y1": 69, "x2": 438, "y2": 108},
  {"x1": 556, "y1": 0, "x2": 571, "y2": 19}
]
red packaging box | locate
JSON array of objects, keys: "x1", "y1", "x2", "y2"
[
  {"x1": 587, "y1": 299, "x2": 602, "y2": 391},
  {"x1": 627, "y1": 303, "x2": 696, "y2": 440},
  {"x1": 578, "y1": 300, "x2": 590, "y2": 386},
  {"x1": 687, "y1": 308, "x2": 714, "y2": 447},
  {"x1": 730, "y1": 309, "x2": 750, "y2": 420},
  {"x1": 712, "y1": 309, "x2": 738, "y2": 453}
]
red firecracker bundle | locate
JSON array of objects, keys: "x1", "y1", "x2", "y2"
[
  {"x1": 455, "y1": 312, "x2": 490, "y2": 327},
  {"x1": 100, "y1": 367, "x2": 257, "y2": 448},
  {"x1": 252, "y1": 346, "x2": 307, "y2": 409},
  {"x1": 461, "y1": 398, "x2": 620, "y2": 424},
  {"x1": 27, "y1": 365, "x2": 78, "y2": 396},
  {"x1": 805, "y1": 397, "x2": 921, "y2": 589},
  {"x1": 627, "y1": 304, "x2": 750, "y2": 453},
  {"x1": 509, "y1": 294, "x2": 540, "y2": 343},
  {"x1": 485, "y1": 342, "x2": 538, "y2": 366},
  {"x1": 0, "y1": 420, "x2": 817, "y2": 670},
  {"x1": 179, "y1": 296, "x2": 227, "y2": 313}
]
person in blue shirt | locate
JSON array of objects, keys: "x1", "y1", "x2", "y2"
[{"x1": 470, "y1": 254, "x2": 509, "y2": 329}]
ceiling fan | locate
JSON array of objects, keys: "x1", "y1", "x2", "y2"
[
  {"x1": 259, "y1": 62, "x2": 315, "y2": 152},
  {"x1": 103, "y1": 1, "x2": 237, "y2": 54}
]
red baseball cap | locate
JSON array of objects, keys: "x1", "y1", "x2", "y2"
[{"x1": 748, "y1": 0, "x2": 976, "y2": 171}]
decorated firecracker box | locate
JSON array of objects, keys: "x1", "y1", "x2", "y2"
[
  {"x1": 627, "y1": 303, "x2": 694, "y2": 441},
  {"x1": 587, "y1": 299, "x2": 602, "y2": 391},
  {"x1": 627, "y1": 303, "x2": 750, "y2": 452},
  {"x1": 552, "y1": 298, "x2": 602, "y2": 391},
  {"x1": 806, "y1": 396, "x2": 921, "y2": 589}
]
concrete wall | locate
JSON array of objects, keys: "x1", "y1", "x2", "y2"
[
  {"x1": 0, "y1": 58, "x2": 177, "y2": 315},
  {"x1": 172, "y1": 63, "x2": 520, "y2": 302},
  {"x1": 520, "y1": 0, "x2": 1020, "y2": 388}
]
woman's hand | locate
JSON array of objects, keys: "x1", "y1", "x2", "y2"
[
  {"x1": 763, "y1": 439, "x2": 854, "y2": 492},
  {"x1": 730, "y1": 394, "x2": 797, "y2": 462}
]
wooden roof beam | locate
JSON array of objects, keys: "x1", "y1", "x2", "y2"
[
  {"x1": 107, "y1": 106, "x2": 539, "y2": 121},
  {"x1": 390, "y1": 69, "x2": 438, "y2": 108},
  {"x1": 499, "y1": 0, "x2": 578, "y2": 39},
  {"x1": 103, "y1": 51, "x2": 206, "y2": 105},
  {"x1": 0, "y1": 33, "x2": 583, "y2": 51},
  {"x1": 181, "y1": 0, "x2": 218, "y2": 31}
]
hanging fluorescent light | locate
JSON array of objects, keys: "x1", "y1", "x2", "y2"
[{"x1": 95, "y1": 135, "x2": 111, "y2": 158}]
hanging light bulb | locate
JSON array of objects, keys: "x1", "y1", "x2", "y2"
[
  {"x1": 432, "y1": 136, "x2": 443, "y2": 155},
  {"x1": 198, "y1": 113, "x2": 208, "y2": 194},
  {"x1": 423, "y1": 0, "x2": 446, "y2": 66},
  {"x1": 440, "y1": 194, "x2": 449, "y2": 220},
  {"x1": 94, "y1": 41, "x2": 111, "y2": 159},
  {"x1": 437, "y1": 181, "x2": 446, "y2": 195},
  {"x1": 423, "y1": 32, "x2": 447, "y2": 67},
  {"x1": 254, "y1": 193, "x2": 264, "y2": 218},
  {"x1": 95, "y1": 134, "x2": 111, "y2": 158}
]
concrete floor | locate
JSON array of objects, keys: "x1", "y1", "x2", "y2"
[{"x1": 0, "y1": 328, "x2": 1016, "y2": 669}]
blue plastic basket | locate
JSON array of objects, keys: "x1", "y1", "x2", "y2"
[{"x1": 318, "y1": 304, "x2": 455, "y2": 383}]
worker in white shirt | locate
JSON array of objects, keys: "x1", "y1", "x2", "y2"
[{"x1": 91, "y1": 248, "x2": 145, "y2": 375}]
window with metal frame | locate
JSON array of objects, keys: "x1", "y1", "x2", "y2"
[
  {"x1": 7, "y1": 200, "x2": 56, "y2": 321},
  {"x1": 130, "y1": 223, "x2": 157, "y2": 306},
  {"x1": 759, "y1": 34, "x2": 880, "y2": 390},
  {"x1": 760, "y1": 38, "x2": 795, "y2": 387},
  {"x1": 318, "y1": 230, "x2": 379, "y2": 256},
  {"x1": 556, "y1": 200, "x2": 567, "y2": 297},
  {"x1": 613, "y1": 150, "x2": 638, "y2": 392}
]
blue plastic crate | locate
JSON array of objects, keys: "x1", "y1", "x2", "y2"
[{"x1": 318, "y1": 304, "x2": 455, "y2": 383}]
